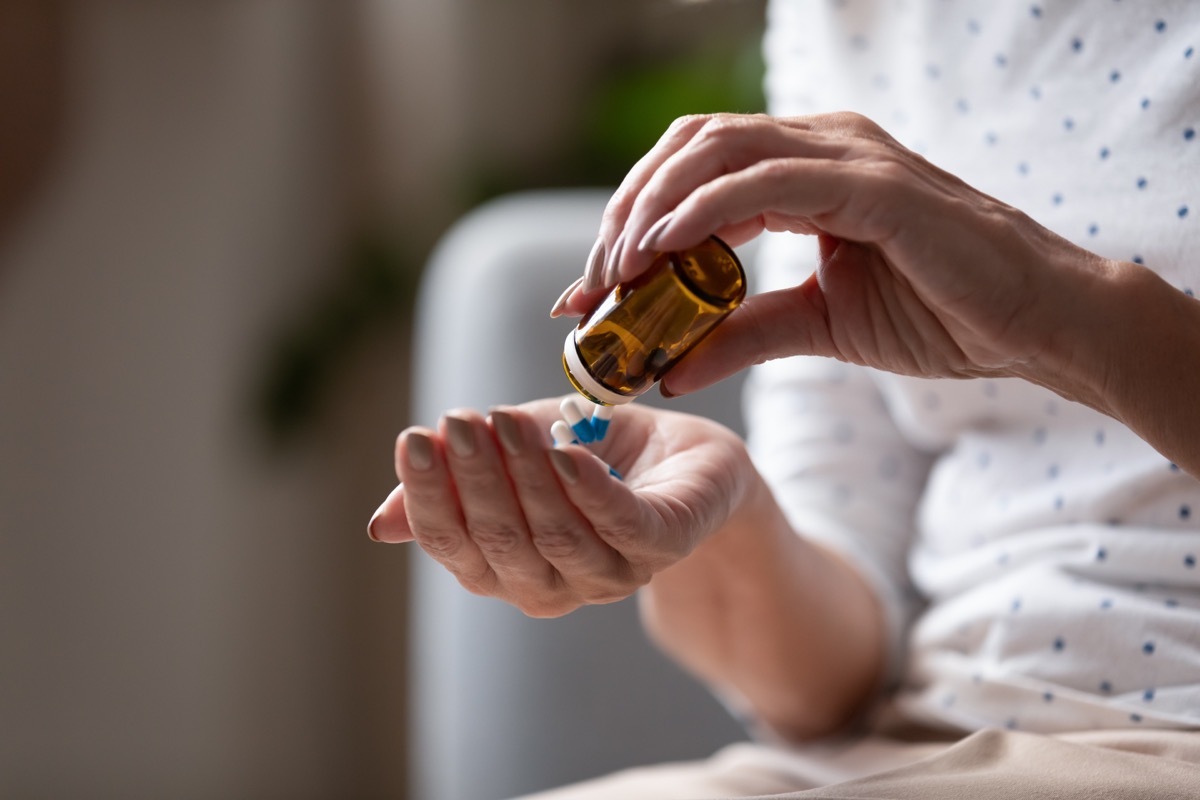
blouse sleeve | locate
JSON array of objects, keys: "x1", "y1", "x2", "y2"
[{"x1": 742, "y1": 232, "x2": 934, "y2": 686}]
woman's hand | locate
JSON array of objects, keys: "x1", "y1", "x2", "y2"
[
  {"x1": 553, "y1": 112, "x2": 1119, "y2": 404},
  {"x1": 369, "y1": 398, "x2": 754, "y2": 618}
]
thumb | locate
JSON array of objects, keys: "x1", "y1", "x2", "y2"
[{"x1": 660, "y1": 273, "x2": 835, "y2": 397}]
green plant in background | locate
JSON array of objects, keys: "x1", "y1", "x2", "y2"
[
  {"x1": 255, "y1": 236, "x2": 418, "y2": 446},
  {"x1": 577, "y1": 37, "x2": 765, "y2": 184}
]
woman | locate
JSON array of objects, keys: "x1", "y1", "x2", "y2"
[{"x1": 371, "y1": 2, "x2": 1200, "y2": 796}]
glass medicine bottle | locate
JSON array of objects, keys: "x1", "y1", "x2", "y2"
[{"x1": 562, "y1": 235, "x2": 746, "y2": 406}]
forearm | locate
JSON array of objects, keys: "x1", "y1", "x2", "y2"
[
  {"x1": 1029, "y1": 259, "x2": 1200, "y2": 480},
  {"x1": 638, "y1": 470, "x2": 886, "y2": 742}
]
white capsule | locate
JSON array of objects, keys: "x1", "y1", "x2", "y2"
[
  {"x1": 550, "y1": 419, "x2": 578, "y2": 447},
  {"x1": 559, "y1": 397, "x2": 596, "y2": 443},
  {"x1": 591, "y1": 403, "x2": 613, "y2": 441}
]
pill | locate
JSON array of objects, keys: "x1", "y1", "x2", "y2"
[
  {"x1": 590, "y1": 403, "x2": 613, "y2": 441},
  {"x1": 559, "y1": 397, "x2": 596, "y2": 443},
  {"x1": 550, "y1": 419, "x2": 621, "y2": 481},
  {"x1": 550, "y1": 419, "x2": 578, "y2": 446}
]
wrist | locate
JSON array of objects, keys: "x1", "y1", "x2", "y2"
[
  {"x1": 1019, "y1": 256, "x2": 1200, "y2": 476},
  {"x1": 641, "y1": 465, "x2": 887, "y2": 739},
  {"x1": 1011, "y1": 245, "x2": 1127, "y2": 412}
]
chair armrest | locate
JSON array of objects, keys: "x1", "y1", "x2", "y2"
[{"x1": 409, "y1": 190, "x2": 750, "y2": 800}]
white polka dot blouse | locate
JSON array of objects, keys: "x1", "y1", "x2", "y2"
[{"x1": 747, "y1": 0, "x2": 1200, "y2": 733}]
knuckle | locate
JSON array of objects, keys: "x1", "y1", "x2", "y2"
[
  {"x1": 530, "y1": 522, "x2": 584, "y2": 560},
  {"x1": 669, "y1": 113, "x2": 714, "y2": 136},
  {"x1": 599, "y1": 513, "x2": 645, "y2": 552},
  {"x1": 837, "y1": 110, "x2": 873, "y2": 130},
  {"x1": 455, "y1": 567, "x2": 498, "y2": 597},
  {"x1": 417, "y1": 527, "x2": 466, "y2": 560},
  {"x1": 830, "y1": 110, "x2": 887, "y2": 140},
  {"x1": 694, "y1": 114, "x2": 752, "y2": 146},
  {"x1": 513, "y1": 469, "x2": 556, "y2": 499},
  {"x1": 469, "y1": 522, "x2": 526, "y2": 556}
]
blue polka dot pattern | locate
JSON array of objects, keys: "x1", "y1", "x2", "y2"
[{"x1": 758, "y1": 0, "x2": 1200, "y2": 736}]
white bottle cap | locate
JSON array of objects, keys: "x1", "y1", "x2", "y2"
[{"x1": 562, "y1": 329, "x2": 636, "y2": 406}]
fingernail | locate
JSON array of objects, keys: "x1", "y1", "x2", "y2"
[
  {"x1": 548, "y1": 448, "x2": 579, "y2": 484},
  {"x1": 659, "y1": 382, "x2": 678, "y2": 399},
  {"x1": 367, "y1": 506, "x2": 383, "y2": 541},
  {"x1": 406, "y1": 431, "x2": 435, "y2": 471},
  {"x1": 603, "y1": 232, "x2": 627, "y2": 288},
  {"x1": 490, "y1": 409, "x2": 523, "y2": 456},
  {"x1": 549, "y1": 275, "x2": 584, "y2": 318},
  {"x1": 582, "y1": 236, "x2": 606, "y2": 293},
  {"x1": 638, "y1": 213, "x2": 674, "y2": 253},
  {"x1": 445, "y1": 416, "x2": 476, "y2": 457}
]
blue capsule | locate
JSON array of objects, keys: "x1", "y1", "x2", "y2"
[
  {"x1": 550, "y1": 409, "x2": 621, "y2": 481},
  {"x1": 560, "y1": 397, "x2": 596, "y2": 443},
  {"x1": 591, "y1": 403, "x2": 614, "y2": 441}
]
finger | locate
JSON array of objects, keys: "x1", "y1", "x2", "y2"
[
  {"x1": 546, "y1": 444, "x2": 687, "y2": 569},
  {"x1": 368, "y1": 483, "x2": 413, "y2": 543},
  {"x1": 489, "y1": 408, "x2": 632, "y2": 599},
  {"x1": 644, "y1": 156, "x2": 899, "y2": 256},
  {"x1": 562, "y1": 117, "x2": 840, "y2": 316},
  {"x1": 561, "y1": 113, "x2": 711, "y2": 316},
  {"x1": 398, "y1": 427, "x2": 497, "y2": 595},
  {"x1": 618, "y1": 119, "x2": 851, "y2": 283},
  {"x1": 600, "y1": 115, "x2": 714, "y2": 240},
  {"x1": 592, "y1": 115, "x2": 718, "y2": 286},
  {"x1": 439, "y1": 410, "x2": 558, "y2": 588}
]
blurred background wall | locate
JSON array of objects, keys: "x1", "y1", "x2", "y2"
[{"x1": 0, "y1": 1, "x2": 765, "y2": 797}]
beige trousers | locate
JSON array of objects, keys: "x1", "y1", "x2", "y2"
[{"x1": 516, "y1": 728, "x2": 1200, "y2": 800}]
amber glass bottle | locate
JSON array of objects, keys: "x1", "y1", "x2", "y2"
[{"x1": 562, "y1": 236, "x2": 746, "y2": 405}]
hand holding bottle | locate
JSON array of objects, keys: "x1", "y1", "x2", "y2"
[
  {"x1": 549, "y1": 111, "x2": 1200, "y2": 476},
  {"x1": 554, "y1": 112, "x2": 1122, "y2": 400}
]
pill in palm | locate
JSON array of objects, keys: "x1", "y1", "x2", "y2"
[
  {"x1": 591, "y1": 403, "x2": 613, "y2": 441},
  {"x1": 550, "y1": 419, "x2": 578, "y2": 446},
  {"x1": 550, "y1": 413, "x2": 622, "y2": 481},
  {"x1": 559, "y1": 397, "x2": 596, "y2": 443}
]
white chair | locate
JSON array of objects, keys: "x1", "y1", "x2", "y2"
[{"x1": 408, "y1": 190, "x2": 754, "y2": 799}]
